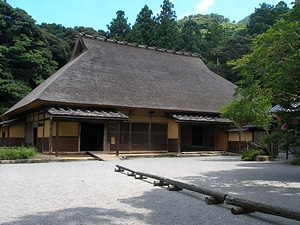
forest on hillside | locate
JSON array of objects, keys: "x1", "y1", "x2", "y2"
[{"x1": 0, "y1": 0, "x2": 295, "y2": 116}]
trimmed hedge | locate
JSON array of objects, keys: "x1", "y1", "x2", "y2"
[
  {"x1": 241, "y1": 149, "x2": 262, "y2": 161},
  {"x1": 0, "y1": 147, "x2": 37, "y2": 160}
]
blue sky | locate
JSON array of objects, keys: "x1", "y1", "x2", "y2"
[{"x1": 8, "y1": 0, "x2": 288, "y2": 31}]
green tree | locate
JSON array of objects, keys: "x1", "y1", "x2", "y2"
[
  {"x1": 42, "y1": 30, "x2": 70, "y2": 68},
  {"x1": 0, "y1": 2, "x2": 57, "y2": 114},
  {"x1": 177, "y1": 13, "x2": 248, "y2": 80},
  {"x1": 129, "y1": 5, "x2": 156, "y2": 46},
  {"x1": 40, "y1": 23, "x2": 103, "y2": 49},
  {"x1": 177, "y1": 18, "x2": 203, "y2": 54},
  {"x1": 222, "y1": 0, "x2": 300, "y2": 155},
  {"x1": 221, "y1": 76, "x2": 274, "y2": 154},
  {"x1": 107, "y1": 10, "x2": 131, "y2": 41},
  {"x1": 154, "y1": 0, "x2": 178, "y2": 49},
  {"x1": 247, "y1": 1, "x2": 289, "y2": 36},
  {"x1": 203, "y1": 19, "x2": 226, "y2": 74},
  {"x1": 217, "y1": 34, "x2": 252, "y2": 83}
]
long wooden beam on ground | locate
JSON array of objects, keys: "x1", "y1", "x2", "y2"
[{"x1": 115, "y1": 165, "x2": 300, "y2": 222}]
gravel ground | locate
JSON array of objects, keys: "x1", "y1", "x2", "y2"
[{"x1": 0, "y1": 155, "x2": 299, "y2": 225}]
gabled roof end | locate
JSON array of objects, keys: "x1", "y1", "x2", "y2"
[{"x1": 71, "y1": 33, "x2": 88, "y2": 60}]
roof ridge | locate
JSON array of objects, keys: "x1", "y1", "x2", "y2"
[{"x1": 80, "y1": 33, "x2": 201, "y2": 58}]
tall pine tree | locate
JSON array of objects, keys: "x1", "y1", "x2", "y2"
[
  {"x1": 154, "y1": 0, "x2": 178, "y2": 49},
  {"x1": 130, "y1": 5, "x2": 156, "y2": 46},
  {"x1": 177, "y1": 18, "x2": 203, "y2": 54},
  {"x1": 107, "y1": 10, "x2": 131, "y2": 41}
]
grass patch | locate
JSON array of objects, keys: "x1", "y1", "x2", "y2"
[
  {"x1": 241, "y1": 149, "x2": 262, "y2": 161},
  {"x1": 0, "y1": 146, "x2": 37, "y2": 160}
]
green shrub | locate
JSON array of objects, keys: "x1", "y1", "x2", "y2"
[
  {"x1": 0, "y1": 146, "x2": 37, "y2": 160},
  {"x1": 241, "y1": 149, "x2": 262, "y2": 161},
  {"x1": 291, "y1": 157, "x2": 300, "y2": 166}
]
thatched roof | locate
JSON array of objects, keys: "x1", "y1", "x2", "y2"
[{"x1": 3, "y1": 34, "x2": 236, "y2": 118}]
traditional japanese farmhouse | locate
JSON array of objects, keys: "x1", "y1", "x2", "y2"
[{"x1": 1, "y1": 34, "x2": 236, "y2": 155}]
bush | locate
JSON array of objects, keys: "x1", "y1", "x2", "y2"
[
  {"x1": 291, "y1": 158, "x2": 300, "y2": 166},
  {"x1": 0, "y1": 146, "x2": 37, "y2": 160},
  {"x1": 291, "y1": 154, "x2": 300, "y2": 166},
  {"x1": 241, "y1": 149, "x2": 262, "y2": 161}
]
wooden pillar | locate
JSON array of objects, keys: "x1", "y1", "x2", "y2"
[
  {"x1": 103, "y1": 123, "x2": 107, "y2": 152},
  {"x1": 49, "y1": 117, "x2": 53, "y2": 153},
  {"x1": 26, "y1": 115, "x2": 29, "y2": 147},
  {"x1": 214, "y1": 125, "x2": 217, "y2": 150},
  {"x1": 129, "y1": 121, "x2": 132, "y2": 152},
  {"x1": 78, "y1": 123, "x2": 81, "y2": 152},
  {"x1": 238, "y1": 131, "x2": 241, "y2": 153},
  {"x1": 55, "y1": 119, "x2": 59, "y2": 157},
  {"x1": 178, "y1": 123, "x2": 181, "y2": 154},
  {"x1": 7, "y1": 125, "x2": 10, "y2": 146},
  {"x1": 149, "y1": 115, "x2": 152, "y2": 151},
  {"x1": 116, "y1": 121, "x2": 120, "y2": 156},
  {"x1": 42, "y1": 112, "x2": 45, "y2": 152},
  {"x1": 32, "y1": 112, "x2": 35, "y2": 147},
  {"x1": 35, "y1": 112, "x2": 39, "y2": 150}
]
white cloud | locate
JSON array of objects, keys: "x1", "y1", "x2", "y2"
[
  {"x1": 196, "y1": 0, "x2": 215, "y2": 12},
  {"x1": 177, "y1": 0, "x2": 216, "y2": 20}
]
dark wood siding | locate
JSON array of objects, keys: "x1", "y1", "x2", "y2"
[
  {"x1": 168, "y1": 138, "x2": 178, "y2": 152},
  {"x1": 228, "y1": 141, "x2": 248, "y2": 153},
  {"x1": 52, "y1": 137, "x2": 78, "y2": 152},
  {"x1": 0, "y1": 138, "x2": 24, "y2": 147},
  {"x1": 37, "y1": 138, "x2": 49, "y2": 152},
  {"x1": 37, "y1": 137, "x2": 78, "y2": 152},
  {"x1": 111, "y1": 122, "x2": 167, "y2": 152}
]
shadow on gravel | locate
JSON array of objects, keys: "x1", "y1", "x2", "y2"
[
  {"x1": 120, "y1": 187, "x2": 292, "y2": 225},
  {"x1": 119, "y1": 160, "x2": 300, "y2": 225},
  {"x1": 181, "y1": 163, "x2": 300, "y2": 196},
  {"x1": 2, "y1": 207, "x2": 142, "y2": 225}
]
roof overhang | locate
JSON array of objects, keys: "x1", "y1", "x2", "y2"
[
  {"x1": 271, "y1": 103, "x2": 300, "y2": 113},
  {"x1": 171, "y1": 114, "x2": 232, "y2": 124},
  {"x1": 0, "y1": 118, "x2": 19, "y2": 127},
  {"x1": 47, "y1": 107, "x2": 129, "y2": 121}
]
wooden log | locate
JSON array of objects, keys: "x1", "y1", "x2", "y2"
[
  {"x1": 231, "y1": 207, "x2": 255, "y2": 215},
  {"x1": 205, "y1": 196, "x2": 224, "y2": 205},
  {"x1": 116, "y1": 165, "x2": 136, "y2": 173},
  {"x1": 225, "y1": 196, "x2": 300, "y2": 221},
  {"x1": 127, "y1": 172, "x2": 135, "y2": 176},
  {"x1": 153, "y1": 181, "x2": 169, "y2": 186},
  {"x1": 136, "y1": 171, "x2": 165, "y2": 182},
  {"x1": 115, "y1": 165, "x2": 300, "y2": 221},
  {"x1": 114, "y1": 167, "x2": 124, "y2": 172},
  {"x1": 167, "y1": 185, "x2": 183, "y2": 191},
  {"x1": 134, "y1": 174, "x2": 147, "y2": 180},
  {"x1": 136, "y1": 171, "x2": 226, "y2": 201}
]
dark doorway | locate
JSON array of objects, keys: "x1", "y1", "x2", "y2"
[
  {"x1": 80, "y1": 123, "x2": 104, "y2": 151},
  {"x1": 192, "y1": 125, "x2": 203, "y2": 146}
]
